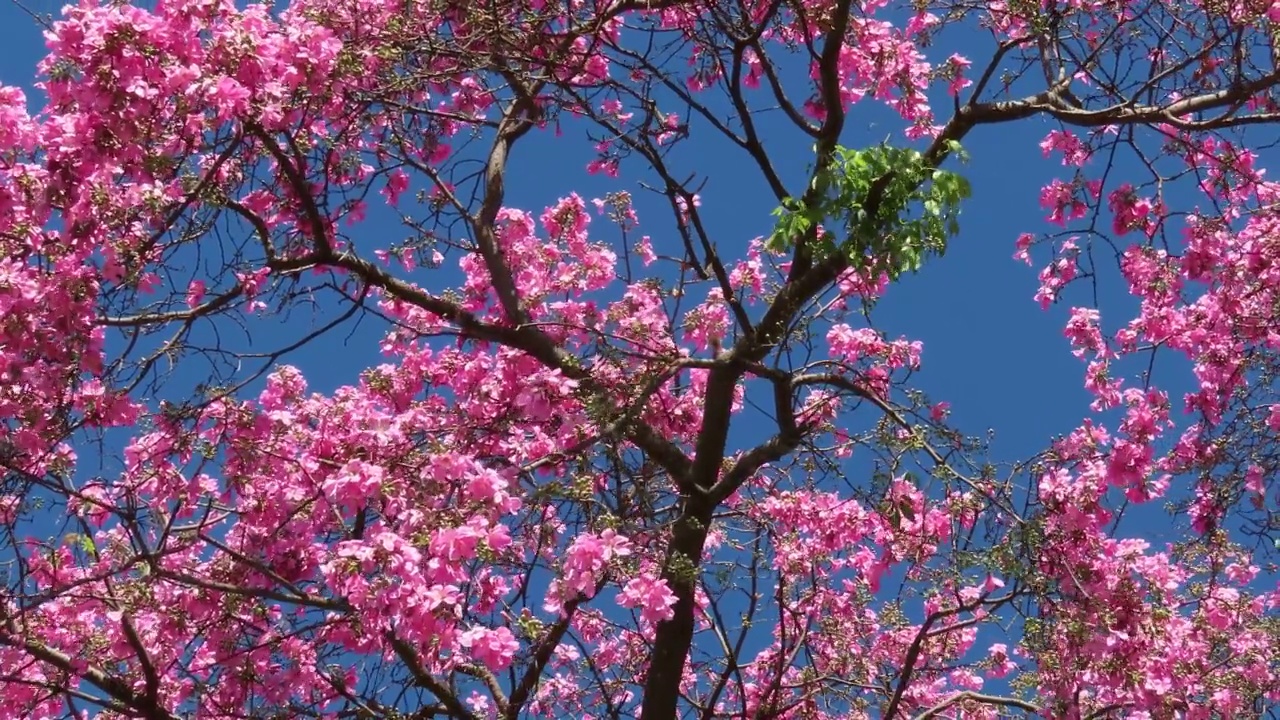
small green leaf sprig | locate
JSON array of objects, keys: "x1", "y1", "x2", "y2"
[{"x1": 768, "y1": 140, "x2": 972, "y2": 279}]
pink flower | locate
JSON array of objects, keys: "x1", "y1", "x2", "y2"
[
  {"x1": 186, "y1": 279, "x2": 206, "y2": 308},
  {"x1": 635, "y1": 236, "x2": 657, "y2": 266},
  {"x1": 929, "y1": 401, "x2": 951, "y2": 422},
  {"x1": 0, "y1": 494, "x2": 20, "y2": 524},
  {"x1": 382, "y1": 169, "x2": 410, "y2": 206},
  {"x1": 211, "y1": 76, "x2": 252, "y2": 119},
  {"x1": 1039, "y1": 129, "x2": 1091, "y2": 166},
  {"x1": 618, "y1": 575, "x2": 678, "y2": 623},
  {"x1": 561, "y1": 530, "x2": 633, "y2": 599},
  {"x1": 458, "y1": 626, "x2": 519, "y2": 670}
]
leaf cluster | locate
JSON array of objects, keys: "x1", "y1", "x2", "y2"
[{"x1": 768, "y1": 141, "x2": 972, "y2": 279}]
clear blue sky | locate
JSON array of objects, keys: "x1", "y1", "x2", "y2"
[
  {"x1": 0, "y1": 0, "x2": 1207, "y2": 630},
  {"x1": 0, "y1": 0, "x2": 1117, "y2": 469},
  {"x1": 0, "y1": 0, "x2": 1243, "y2": 712}
]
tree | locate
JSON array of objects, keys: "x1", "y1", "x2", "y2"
[{"x1": 0, "y1": 0, "x2": 1277, "y2": 716}]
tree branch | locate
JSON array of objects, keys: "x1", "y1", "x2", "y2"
[
  {"x1": 913, "y1": 691, "x2": 1041, "y2": 719},
  {"x1": 0, "y1": 635, "x2": 180, "y2": 720}
]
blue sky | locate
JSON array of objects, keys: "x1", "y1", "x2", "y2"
[
  {"x1": 0, "y1": 0, "x2": 1252, "y2": 713},
  {"x1": 0, "y1": 0, "x2": 1109, "y2": 463}
]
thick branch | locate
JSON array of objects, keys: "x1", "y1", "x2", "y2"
[
  {"x1": 709, "y1": 373, "x2": 801, "y2": 503},
  {"x1": 641, "y1": 36, "x2": 979, "y2": 717},
  {"x1": 883, "y1": 593, "x2": 1014, "y2": 718},
  {"x1": 786, "y1": 0, "x2": 855, "y2": 281},
  {"x1": 247, "y1": 124, "x2": 334, "y2": 257},
  {"x1": 964, "y1": 70, "x2": 1280, "y2": 130},
  {"x1": 0, "y1": 635, "x2": 179, "y2": 720},
  {"x1": 503, "y1": 593, "x2": 592, "y2": 720},
  {"x1": 913, "y1": 692, "x2": 1040, "y2": 719},
  {"x1": 388, "y1": 634, "x2": 477, "y2": 720},
  {"x1": 265, "y1": 245, "x2": 697, "y2": 483},
  {"x1": 471, "y1": 89, "x2": 540, "y2": 327},
  {"x1": 636, "y1": 497, "x2": 716, "y2": 720}
]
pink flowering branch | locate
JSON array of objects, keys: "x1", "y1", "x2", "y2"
[
  {"x1": 247, "y1": 111, "x2": 699, "y2": 492},
  {"x1": 387, "y1": 634, "x2": 477, "y2": 720},
  {"x1": 2, "y1": 0, "x2": 1280, "y2": 716},
  {"x1": 0, "y1": 633, "x2": 179, "y2": 720},
  {"x1": 912, "y1": 691, "x2": 1040, "y2": 719},
  {"x1": 963, "y1": 70, "x2": 1280, "y2": 131},
  {"x1": 883, "y1": 591, "x2": 1020, "y2": 718}
]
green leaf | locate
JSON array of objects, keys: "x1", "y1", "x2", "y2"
[{"x1": 769, "y1": 141, "x2": 971, "y2": 278}]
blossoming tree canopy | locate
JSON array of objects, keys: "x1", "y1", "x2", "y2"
[{"x1": 0, "y1": 0, "x2": 1278, "y2": 716}]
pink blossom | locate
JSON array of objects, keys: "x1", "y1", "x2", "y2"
[{"x1": 618, "y1": 575, "x2": 678, "y2": 624}]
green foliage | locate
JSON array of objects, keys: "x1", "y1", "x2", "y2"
[{"x1": 767, "y1": 140, "x2": 971, "y2": 279}]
